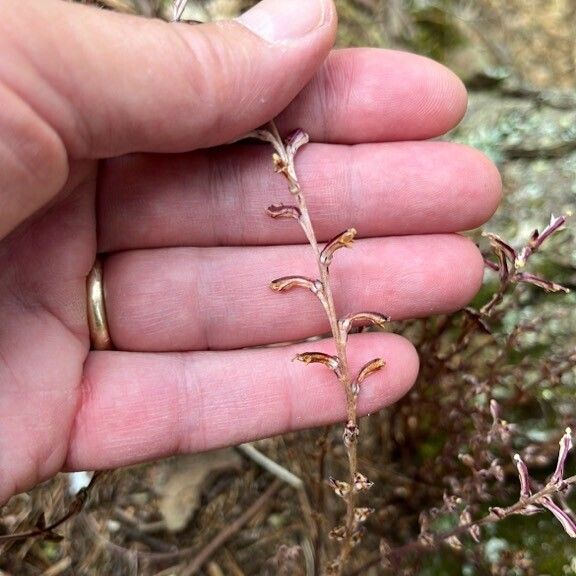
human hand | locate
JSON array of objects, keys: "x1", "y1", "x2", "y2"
[{"x1": 0, "y1": 0, "x2": 501, "y2": 502}]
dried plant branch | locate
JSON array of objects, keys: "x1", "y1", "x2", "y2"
[
  {"x1": 440, "y1": 214, "x2": 570, "y2": 363},
  {"x1": 237, "y1": 443, "x2": 304, "y2": 490},
  {"x1": 481, "y1": 214, "x2": 570, "y2": 315},
  {"x1": 180, "y1": 479, "x2": 282, "y2": 576},
  {"x1": 250, "y1": 122, "x2": 389, "y2": 575},
  {"x1": 352, "y1": 428, "x2": 576, "y2": 574},
  {"x1": 0, "y1": 471, "x2": 103, "y2": 545}
]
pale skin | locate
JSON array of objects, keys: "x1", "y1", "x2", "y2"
[{"x1": 0, "y1": 0, "x2": 501, "y2": 503}]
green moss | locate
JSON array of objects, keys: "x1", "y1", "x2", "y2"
[
  {"x1": 334, "y1": 0, "x2": 388, "y2": 48},
  {"x1": 335, "y1": 0, "x2": 467, "y2": 61},
  {"x1": 409, "y1": 5, "x2": 465, "y2": 61}
]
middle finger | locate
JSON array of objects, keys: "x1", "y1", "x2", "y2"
[{"x1": 103, "y1": 234, "x2": 483, "y2": 352}]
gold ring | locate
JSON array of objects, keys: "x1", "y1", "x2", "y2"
[{"x1": 87, "y1": 258, "x2": 113, "y2": 350}]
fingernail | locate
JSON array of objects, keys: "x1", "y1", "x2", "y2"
[{"x1": 237, "y1": 0, "x2": 329, "y2": 43}]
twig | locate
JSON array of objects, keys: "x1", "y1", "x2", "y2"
[
  {"x1": 237, "y1": 443, "x2": 303, "y2": 490},
  {"x1": 111, "y1": 508, "x2": 175, "y2": 553},
  {"x1": 179, "y1": 479, "x2": 282, "y2": 576},
  {"x1": 0, "y1": 471, "x2": 104, "y2": 544},
  {"x1": 314, "y1": 427, "x2": 330, "y2": 576},
  {"x1": 439, "y1": 214, "x2": 569, "y2": 363},
  {"x1": 40, "y1": 557, "x2": 72, "y2": 576}
]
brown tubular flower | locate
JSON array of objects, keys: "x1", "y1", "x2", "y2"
[
  {"x1": 320, "y1": 228, "x2": 357, "y2": 267},
  {"x1": 339, "y1": 311, "x2": 390, "y2": 338},
  {"x1": 328, "y1": 477, "x2": 351, "y2": 498},
  {"x1": 356, "y1": 358, "x2": 386, "y2": 385},
  {"x1": 269, "y1": 275, "x2": 320, "y2": 294},
  {"x1": 351, "y1": 358, "x2": 386, "y2": 396},
  {"x1": 293, "y1": 352, "x2": 342, "y2": 378},
  {"x1": 266, "y1": 204, "x2": 301, "y2": 220}
]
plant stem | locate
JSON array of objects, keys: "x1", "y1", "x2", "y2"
[{"x1": 265, "y1": 122, "x2": 360, "y2": 574}]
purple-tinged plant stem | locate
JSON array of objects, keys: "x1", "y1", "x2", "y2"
[
  {"x1": 251, "y1": 122, "x2": 386, "y2": 575},
  {"x1": 350, "y1": 470, "x2": 576, "y2": 576}
]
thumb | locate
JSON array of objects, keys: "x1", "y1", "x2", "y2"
[
  {"x1": 2, "y1": 0, "x2": 337, "y2": 158},
  {"x1": 0, "y1": 0, "x2": 336, "y2": 238}
]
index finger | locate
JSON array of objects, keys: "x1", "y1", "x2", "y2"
[{"x1": 276, "y1": 48, "x2": 468, "y2": 143}]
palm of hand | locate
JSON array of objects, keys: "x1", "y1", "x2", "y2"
[{"x1": 0, "y1": 160, "x2": 96, "y2": 499}]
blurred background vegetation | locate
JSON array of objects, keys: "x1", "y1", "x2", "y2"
[{"x1": 2, "y1": 1, "x2": 575, "y2": 575}]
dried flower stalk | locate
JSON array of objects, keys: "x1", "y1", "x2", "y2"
[
  {"x1": 0, "y1": 472, "x2": 104, "y2": 544},
  {"x1": 250, "y1": 122, "x2": 387, "y2": 574},
  {"x1": 481, "y1": 214, "x2": 570, "y2": 315},
  {"x1": 440, "y1": 214, "x2": 570, "y2": 362},
  {"x1": 352, "y1": 428, "x2": 576, "y2": 574}
]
